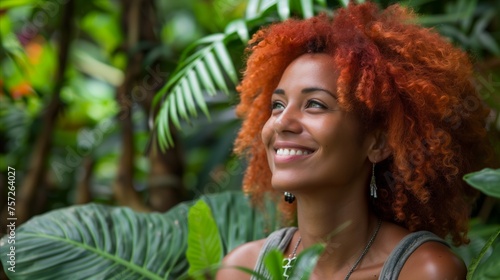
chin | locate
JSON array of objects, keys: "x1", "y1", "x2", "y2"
[{"x1": 271, "y1": 176, "x2": 301, "y2": 192}]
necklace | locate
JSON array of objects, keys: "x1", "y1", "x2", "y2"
[
  {"x1": 282, "y1": 218, "x2": 382, "y2": 280},
  {"x1": 282, "y1": 236, "x2": 302, "y2": 279}
]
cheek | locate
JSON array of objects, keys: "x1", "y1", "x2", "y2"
[
  {"x1": 317, "y1": 119, "x2": 362, "y2": 157},
  {"x1": 329, "y1": 124, "x2": 366, "y2": 168},
  {"x1": 261, "y1": 118, "x2": 274, "y2": 145},
  {"x1": 261, "y1": 119, "x2": 275, "y2": 170}
]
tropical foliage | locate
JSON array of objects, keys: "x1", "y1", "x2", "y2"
[
  {"x1": 1, "y1": 0, "x2": 499, "y2": 279},
  {"x1": 0, "y1": 169, "x2": 499, "y2": 279},
  {"x1": 0, "y1": 0, "x2": 247, "y2": 227},
  {"x1": 0, "y1": 191, "x2": 280, "y2": 279}
]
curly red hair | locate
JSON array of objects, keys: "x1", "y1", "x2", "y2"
[{"x1": 234, "y1": 2, "x2": 492, "y2": 245}]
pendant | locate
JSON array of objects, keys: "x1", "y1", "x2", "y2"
[{"x1": 282, "y1": 256, "x2": 296, "y2": 279}]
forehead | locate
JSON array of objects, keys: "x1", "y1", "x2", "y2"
[{"x1": 277, "y1": 53, "x2": 339, "y2": 90}]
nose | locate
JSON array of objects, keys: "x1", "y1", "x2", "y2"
[{"x1": 273, "y1": 106, "x2": 303, "y2": 134}]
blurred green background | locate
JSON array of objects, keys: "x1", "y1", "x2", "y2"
[
  {"x1": 1, "y1": 0, "x2": 499, "y2": 279},
  {"x1": 0, "y1": 0, "x2": 499, "y2": 251}
]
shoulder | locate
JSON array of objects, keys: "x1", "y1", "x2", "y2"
[
  {"x1": 215, "y1": 239, "x2": 266, "y2": 280},
  {"x1": 377, "y1": 225, "x2": 466, "y2": 279},
  {"x1": 399, "y1": 239, "x2": 466, "y2": 280}
]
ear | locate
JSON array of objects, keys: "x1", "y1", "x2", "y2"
[{"x1": 366, "y1": 130, "x2": 392, "y2": 163}]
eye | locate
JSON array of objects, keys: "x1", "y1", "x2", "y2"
[
  {"x1": 271, "y1": 100, "x2": 285, "y2": 111},
  {"x1": 306, "y1": 100, "x2": 327, "y2": 109}
]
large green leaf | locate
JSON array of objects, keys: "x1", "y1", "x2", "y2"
[
  {"x1": 207, "y1": 192, "x2": 280, "y2": 253},
  {"x1": 289, "y1": 244, "x2": 325, "y2": 280},
  {"x1": 186, "y1": 200, "x2": 223, "y2": 276},
  {"x1": 467, "y1": 228, "x2": 500, "y2": 280},
  {"x1": 463, "y1": 168, "x2": 500, "y2": 198},
  {"x1": 473, "y1": 241, "x2": 500, "y2": 280},
  {"x1": 453, "y1": 219, "x2": 500, "y2": 266},
  {"x1": 263, "y1": 250, "x2": 285, "y2": 280},
  {"x1": 0, "y1": 191, "x2": 280, "y2": 279},
  {"x1": 0, "y1": 203, "x2": 189, "y2": 280}
]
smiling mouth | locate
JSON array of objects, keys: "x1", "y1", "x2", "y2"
[{"x1": 275, "y1": 148, "x2": 314, "y2": 156}]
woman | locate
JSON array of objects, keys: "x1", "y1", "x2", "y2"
[{"x1": 217, "y1": 2, "x2": 492, "y2": 279}]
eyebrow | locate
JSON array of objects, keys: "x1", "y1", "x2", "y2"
[{"x1": 273, "y1": 87, "x2": 337, "y2": 98}]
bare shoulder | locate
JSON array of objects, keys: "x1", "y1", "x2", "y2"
[
  {"x1": 399, "y1": 241, "x2": 466, "y2": 280},
  {"x1": 215, "y1": 239, "x2": 266, "y2": 280}
]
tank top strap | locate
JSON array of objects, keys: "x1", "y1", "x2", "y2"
[
  {"x1": 251, "y1": 227, "x2": 298, "y2": 280},
  {"x1": 379, "y1": 231, "x2": 450, "y2": 280}
]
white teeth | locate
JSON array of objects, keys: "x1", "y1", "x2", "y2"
[{"x1": 276, "y1": 148, "x2": 311, "y2": 156}]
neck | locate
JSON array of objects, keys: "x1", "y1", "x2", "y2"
[{"x1": 294, "y1": 189, "x2": 378, "y2": 277}]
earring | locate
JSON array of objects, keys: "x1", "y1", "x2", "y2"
[
  {"x1": 370, "y1": 162, "x2": 377, "y2": 199},
  {"x1": 284, "y1": 192, "x2": 295, "y2": 203}
]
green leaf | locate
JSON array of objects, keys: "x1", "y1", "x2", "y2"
[
  {"x1": 277, "y1": 0, "x2": 290, "y2": 20},
  {"x1": 175, "y1": 85, "x2": 190, "y2": 122},
  {"x1": 179, "y1": 34, "x2": 226, "y2": 64},
  {"x1": 467, "y1": 228, "x2": 500, "y2": 280},
  {"x1": 453, "y1": 220, "x2": 500, "y2": 266},
  {"x1": 0, "y1": 0, "x2": 38, "y2": 9},
  {"x1": 300, "y1": 0, "x2": 314, "y2": 19},
  {"x1": 234, "y1": 266, "x2": 269, "y2": 280},
  {"x1": 258, "y1": 0, "x2": 278, "y2": 14},
  {"x1": 187, "y1": 200, "x2": 223, "y2": 276},
  {"x1": 472, "y1": 9, "x2": 495, "y2": 34},
  {"x1": 154, "y1": 64, "x2": 191, "y2": 105},
  {"x1": 438, "y1": 25, "x2": 470, "y2": 47},
  {"x1": 187, "y1": 69, "x2": 211, "y2": 119},
  {"x1": 154, "y1": 44, "x2": 214, "y2": 107},
  {"x1": 399, "y1": 0, "x2": 436, "y2": 8},
  {"x1": 246, "y1": 0, "x2": 261, "y2": 19},
  {"x1": 289, "y1": 244, "x2": 325, "y2": 280},
  {"x1": 0, "y1": 191, "x2": 279, "y2": 279},
  {"x1": 417, "y1": 13, "x2": 464, "y2": 25},
  {"x1": 473, "y1": 241, "x2": 500, "y2": 280},
  {"x1": 458, "y1": 0, "x2": 477, "y2": 31},
  {"x1": 263, "y1": 250, "x2": 285, "y2": 280},
  {"x1": 315, "y1": 0, "x2": 327, "y2": 7},
  {"x1": 206, "y1": 192, "x2": 279, "y2": 253},
  {"x1": 180, "y1": 77, "x2": 198, "y2": 117},
  {"x1": 155, "y1": 109, "x2": 167, "y2": 150},
  {"x1": 158, "y1": 98, "x2": 174, "y2": 149},
  {"x1": 225, "y1": 19, "x2": 250, "y2": 43},
  {"x1": 0, "y1": 203, "x2": 190, "y2": 280},
  {"x1": 181, "y1": 263, "x2": 220, "y2": 280},
  {"x1": 205, "y1": 50, "x2": 229, "y2": 95},
  {"x1": 169, "y1": 93, "x2": 181, "y2": 130},
  {"x1": 463, "y1": 169, "x2": 500, "y2": 198},
  {"x1": 214, "y1": 41, "x2": 238, "y2": 85},
  {"x1": 477, "y1": 33, "x2": 500, "y2": 56},
  {"x1": 195, "y1": 60, "x2": 217, "y2": 97},
  {"x1": 338, "y1": 0, "x2": 349, "y2": 7}
]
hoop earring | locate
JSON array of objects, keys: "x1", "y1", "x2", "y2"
[
  {"x1": 284, "y1": 192, "x2": 295, "y2": 203},
  {"x1": 370, "y1": 162, "x2": 377, "y2": 199}
]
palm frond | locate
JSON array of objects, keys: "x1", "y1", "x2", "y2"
[
  {"x1": 154, "y1": 0, "x2": 326, "y2": 150},
  {"x1": 338, "y1": 0, "x2": 350, "y2": 7},
  {"x1": 277, "y1": 0, "x2": 291, "y2": 20}
]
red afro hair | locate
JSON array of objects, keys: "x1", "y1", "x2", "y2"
[{"x1": 234, "y1": 2, "x2": 492, "y2": 246}]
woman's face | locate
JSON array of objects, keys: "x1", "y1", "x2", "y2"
[{"x1": 261, "y1": 53, "x2": 371, "y2": 194}]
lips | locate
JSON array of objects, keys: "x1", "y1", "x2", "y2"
[{"x1": 272, "y1": 142, "x2": 316, "y2": 164}]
